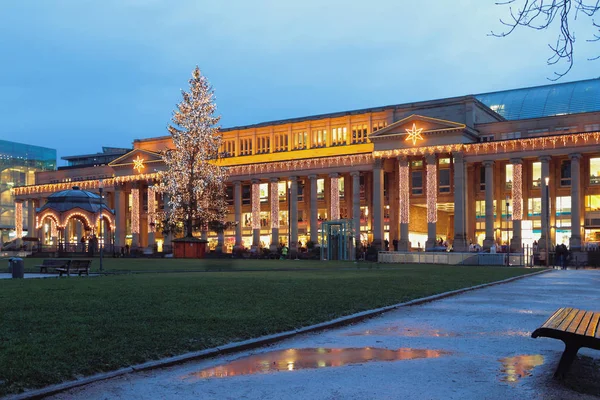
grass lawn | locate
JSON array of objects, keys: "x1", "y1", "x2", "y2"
[{"x1": 0, "y1": 264, "x2": 540, "y2": 396}]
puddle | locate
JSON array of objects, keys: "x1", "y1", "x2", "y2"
[
  {"x1": 344, "y1": 326, "x2": 458, "y2": 337},
  {"x1": 186, "y1": 347, "x2": 452, "y2": 379},
  {"x1": 499, "y1": 354, "x2": 544, "y2": 383}
]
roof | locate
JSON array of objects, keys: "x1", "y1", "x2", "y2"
[
  {"x1": 37, "y1": 186, "x2": 114, "y2": 214},
  {"x1": 475, "y1": 77, "x2": 600, "y2": 120}
]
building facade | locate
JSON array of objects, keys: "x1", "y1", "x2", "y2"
[
  {"x1": 1, "y1": 140, "x2": 56, "y2": 244},
  {"x1": 12, "y1": 78, "x2": 600, "y2": 256}
]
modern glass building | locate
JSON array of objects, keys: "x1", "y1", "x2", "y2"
[{"x1": 0, "y1": 140, "x2": 56, "y2": 244}]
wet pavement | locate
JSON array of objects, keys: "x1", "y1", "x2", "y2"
[{"x1": 49, "y1": 270, "x2": 600, "y2": 400}]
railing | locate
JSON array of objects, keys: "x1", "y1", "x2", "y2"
[{"x1": 377, "y1": 251, "x2": 527, "y2": 266}]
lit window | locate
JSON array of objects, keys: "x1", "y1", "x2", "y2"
[
  {"x1": 239, "y1": 138, "x2": 253, "y2": 156},
  {"x1": 505, "y1": 164, "x2": 513, "y2": 190},
  {"x1": 274, "y1": 133, "x2": 288, "y2": 152},
  {"x1": 278, "y1": 182, "x2": 287, "y2": 202},
  {"x1": 528, "y1": 198, "x2": 542, "y2": 217},
  {"x1": 331, "y1": 127, "x2": 347, "y2": 146},
  {"x1": 532, "y1": 162, "x2": 541, "y2": 188},
  {"x1": 338, "y1": 177, "x2": 345, "y2": 199},
  {"x1": 317, "y1": 178, "x2": 325, "y2": 200},
  {"x1": 351, "y1": 124, "x2": 368, "y2": 144},
  {"x1": 411, "y1": 170, "x2": 423, "y2": 195},
  {"x1": 293, "y1": 131, "x2": 307, "y2": 150},
  {"x1": 259, "y1": 183, "x2": 269, "y2": 203},
  {"x1": 372, "y1": 121, "x2": 387, "y2": 132},
  {"x1": 590, "y1": 158, "x2": 600, "y2": 185},
  {"x1": 312, "y1": 129, "x2": 326, "y2": 148}
]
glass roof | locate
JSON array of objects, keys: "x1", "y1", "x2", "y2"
[{"x1": 476, "y1": 78, "x2": 600, "y2": 120}]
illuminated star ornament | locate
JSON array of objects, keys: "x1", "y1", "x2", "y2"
[
  {"x1": 133, "y1": 155, "x2": 145, "y2": 172},
  {"x1": 405, "y1": 123, "x2": 424, "y2": 145}
]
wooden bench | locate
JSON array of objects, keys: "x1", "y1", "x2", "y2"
[
  {"x1": 532, "y1": 307, "x2": 600, "y2": 379},
  {"x1": 56, "y1": 259, "x2": 92, "y2": 277},
  {"x1": 35, "y1": 259, "x2": 70, "y2": 273}
]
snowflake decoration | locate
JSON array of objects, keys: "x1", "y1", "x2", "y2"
[
  {"x1": 405, "y1": 123, "x2": 424, "y2": 146},
  {"x1": 133, "y1": 155, "x2": 145, "y2": 172}
]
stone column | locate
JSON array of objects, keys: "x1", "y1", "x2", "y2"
[
  {"x1": 539, "y1": 156, "x2": 551, "y2": 252},
  {"x1": 570, "y1": 153, "x2": 582, "y2": 250},
  {"x1": 270, "y1": 178, "x2": 280, "y2": 251},
  {"x1": 398, "y1": 156, "x2": 411, "y2": 251},
  {"x1": 251, "y1": 179, "x2": 261, "y2": 247},
  {"x1": 510, "y1": 158, "x2": 523, "y2": 252},
  {"x1": 309, "y1": 174, "x2": 318, "y2": 244},
  {"x1": 351, "y1": 171, "x2": 361, "y2": 257},
  {"x1": 453, "y1": 152, "x2": 469, "y2": 252},
  {"x1": 234, "y1": 181, "x2": 243, "y2": 250},
  {"x1": 290, "y1": 176, "x2": 298, "y2": 254},
  {"x1": 147, "y1": 186, "x2": 156, "y2": 248},
  {"x1": 329, "y1": 173, "x2": 340, "y2": 220},
  {"x1": 483, "y1": 161, "x2": 495, "y2": 250},
  {"x1": 425, "y1": 154, "x2": 438, "y2": 251},
  {"x1": 114, "y1": 185, "x2": 126, "y2": 248},
  {"x1": 372, "y1": 159, "x2": 384, "y2": 250}
]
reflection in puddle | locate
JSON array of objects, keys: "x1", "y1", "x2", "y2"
[
  {"x1": 499, "y1": 355, "x2": 544, "y2": 383},
  {"x1": 345, "y1": 326, "x2": 457, "y2": 337},
  {"x1": 186, "y1": 348, "x2": 452, "y2": 379}
]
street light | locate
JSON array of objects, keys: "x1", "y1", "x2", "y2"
[
  {"x1": 544, "y1": 176, "x2": 550, "y2": 268},
  {"x1": 99, "y1": 179, "x2": 104, "y2": 272}
]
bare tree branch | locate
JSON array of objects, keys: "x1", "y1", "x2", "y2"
[{"x1": 491, "y1": 0, "x2": 600, "y2": 80}]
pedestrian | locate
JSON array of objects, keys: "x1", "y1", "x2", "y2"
[
  {"x1": 392, "y1": 239, "x2": 398, "y2": 251},
  {"x1": 80, "y1": 236, "x2": 86, "y2": 252},
  {"x1": 280, "y1": 244, "x2": 288, "y2": 260},
  {"x1": 384, "y1": 239, "x2": 389, "y2": 251}
]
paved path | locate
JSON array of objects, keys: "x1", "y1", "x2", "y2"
[
  {"x1": 0, "y1": 273, "x2": 57, "y2": 279},
  {"x1": 50, "y1": 270, "x2": 600, "y2": 400}
]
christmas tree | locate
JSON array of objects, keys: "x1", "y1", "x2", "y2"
[{"x1": 160, "y1": 66, "x2": 228, "y2": 238}]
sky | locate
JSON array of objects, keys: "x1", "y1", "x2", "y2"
[{"x1": 1, "y1": 0, "x2": 599, "y2": 165}]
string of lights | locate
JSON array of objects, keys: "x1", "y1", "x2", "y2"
[
  {"x1": 399, "y1": 163, "x2": 410, "y2": 223},
  {"x1": 147, "y1": 186, "x2": 156, "y2": 233},
  {"x1": 131, "y1": 188, "x2": 140, "y2": 234},
  {"x1": 15, "y1": 202, "x2": 22, "y2": 238},
  {"x1": 270, "y1": 180, "x2": 279, "y2": 229},
  {"x1": 426, "y1": 163, "x2": 437, "y2": 223},
  {"x1": 512, "y1": 162, "x2": 523, "y2": 221},
  {"x1": 330, "y1": 175, "x2": 340, "y2": 220},
  {"x1": 251, "y1": 181, "x2": 260, "y2": 230}
]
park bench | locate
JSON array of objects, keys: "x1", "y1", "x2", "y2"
[
  {"x1": 35, "y1": 259, "x2": 71, "y2": 274},
  {"x1": 532, "y1": 307, "x2": 600, "y2": 379},
  {"x1": 56, "y1": 259, "x2": 92, "y2": 277}
]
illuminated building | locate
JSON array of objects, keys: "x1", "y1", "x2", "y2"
[{"x1": 12, "y1": 78, "x2": 600, "y2": 256}]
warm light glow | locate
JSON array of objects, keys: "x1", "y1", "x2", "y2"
[
  {"x1": 270, "y1": 180, "x2": 279, "y2": 229},
  {"x1": 62, "y1": 211, "x2": 93, "y2": 230},
  {"x1": 512, "y1": 163, "x2": 523, "y2": 221},
  {"x1": 148, "y1": 186, "x2": 156, "y2": 233},
  {"x1": 399, "y1": 163, "x2": 410, "y2": 223},
  {"x1": 330, "y1": 175, "x2": 340, "y2": 220},
  {"x1": 405, "y1": 123, "x2": 424, "y2": 146},
  {"x1": 50, "y1": 218, "x2": 58, "y2": 238},
  {"x1": 133, "y1": 155, "x2": 145, "y2": 173},
  {"x1": 251, "y1": 181, "x2": 260, "y2": 230},
  {"x1": 15, "y1": 202, "x2": 22, "y2": 238},
  {"x1": 544, "y1": 176, "x2": 549, "y2": 186},
  {"x1": 131, "y1": 188, "x2": 140, "y2": 234},
  {"x1": 426, "y1": 163, "x2": 437, "y2": 223}
]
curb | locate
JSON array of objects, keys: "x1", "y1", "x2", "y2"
[{"x1": 7, "y1": 268, "x2": 551, "y2": 400}]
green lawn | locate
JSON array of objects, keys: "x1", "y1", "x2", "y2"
[{"x1": 0, "y1": 264, "x2": 540, "y2": 396}]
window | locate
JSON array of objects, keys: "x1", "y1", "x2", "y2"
[
  {"x1": 475, "y1": 200, "x2": 486, "y2": 219},
  {"x1": 242, "y1": 184, "x2": 251, "y2": 205},
  {"x1": 501, "y1": 198, "x2": 512, "y2": 218},
  {"x1": 505, "y1": 164, "x2": 513, "y2": 190},
  {"x1": 480, "y1": 167, "x2": 486, "y2": 191},
  {"x1": 411, "y1": 170, "x2": 423, "y2": 195},
  {"x1": 225, "y1": 186, "x2": 234, "y2": 205},
  {"x1": 256, "y1": 136, "x2": 270, "y2": 154},
  {"x1": 586, "y1": 194, "x2": 600, "y2": 212},
  {"x1": 481, "y1": 135, "x2": 494, "y2": 142},
  {"x1": 293, "y1": 131, "x2": 308, "y2": 150},
  {"x1": 259, "y1": 211, "x2": 270, "y2": 228},
  {"x1": 298, "y1": 180, "x2": 304, "y2": 201},
  {"x1": 331, "y1": 127, "x2": 347, "y2": 146},
  {"x1": 278, "y1": 182, "x2": 287, "y2": 202},
  {"x1": 239, "y1": 138, "x2": 253, "y2": 156},
  {"x1": 221, "y1": 139, "x2": 236, "y2": 157},
  {"x1": 439, "y1": 169, "x2": 450, "y2": 193},
  {"x1": 352, "y1": 124, "x2": 368, "y2": 144},
  {"x1": 532, "y1": 162, "x2": 541, "y2": 188},
  {"x1": 317, "y1": 178, "x2": 325, "y2": 200},
  {"x1": 556, "y1": 196, "x2": 571, "y2": 216},
  {"x1": 312, "y1": 129, "x2": 326, "y2": 148},
  {"x1": 259, "y1": 183, "x2": 269, "y2": 203},
  {"x1": 274, "y1": 133, "x2": 288, "y2": 152},
  {"x1": 528, "y1": 198, "x2": 542, "y2": 217},
  {"x1": 561, "y1": 160, "x2": 571, "y2": 186},
  {"x1": 339, "y1": 177, "x2": 345, "y2": 199},
  {"x1": 372, "y1": 121, "x2": 387, "y2": 132},
  {"x1": 591, "y1": 158, "x2": 600, "y2": 185},
  {"x1": 500, "y1": 131, "x2": 521, "y2": 140}
]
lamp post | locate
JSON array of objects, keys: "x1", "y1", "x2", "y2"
[
  {"x1": 505, "y1": 195, "x2": 510, "y2": 267},
  {"x1": 287, "y1": 180, "x2": 291, "y2": 259},
  {"x1": 99, "y1": 179, "x2": 104, "y2": 272},
  {"x1": 545, "y1": 176, "x2": 550, "y2": 268}
]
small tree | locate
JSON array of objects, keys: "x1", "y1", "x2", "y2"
[
  {"x1": 160, "y1": 66, "x2": 228, "y2": 238},
  {"x1": 492, "y1": 1, "x2": 600, "y2": 79}
]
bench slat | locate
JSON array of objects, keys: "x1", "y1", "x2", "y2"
[
  {"x1": 556, "y1": 309, "x2": 580, "y2": 331},
  {"x1": 576, "y1": 311, "x2": 595, "y2": 336},
  {"x1": 591, "y1": 313, "x2": 600, "y2": 339},
  {"x1": 542, "y1": 307, "x2": 571, "y2": 330},
  {"x1": 566, "y1": 310, "x2": 587, "y2": 333}
]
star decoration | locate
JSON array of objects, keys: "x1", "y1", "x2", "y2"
[
  {"x1": 405, "y1": 123, "x2": 424, "y2": 145},
  {"x1": 133, "y1": 155, "x2": 145, "y2": 172}
]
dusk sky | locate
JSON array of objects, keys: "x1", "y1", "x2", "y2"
[{"x1": 2, "y1": 1, "x2": 599, "y2": 164}]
